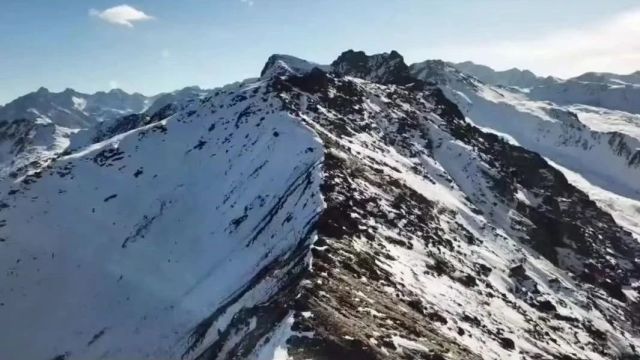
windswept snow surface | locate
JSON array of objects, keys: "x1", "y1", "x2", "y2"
[{"x1": 0, "y1": 79, "x2": 324, "y2": 359}]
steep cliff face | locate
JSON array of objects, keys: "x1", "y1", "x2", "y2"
[{"x1": 0, "y1": 51, "x2": 638, "y2": 360}]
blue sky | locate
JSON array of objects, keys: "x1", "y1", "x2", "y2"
[{"x1": 2, "y1": 0, "x2": 640, "y2": 104}]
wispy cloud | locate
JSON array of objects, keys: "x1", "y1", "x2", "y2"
[
  {"x1": 89, "y1": 5, "x2": 154, "y2": 28},
  {"x1": 240, "y1": 0, "x2": 255, "y2": 6},
  {"x1": 414, "y1": 7, "x2": 640, "y2": 78}
]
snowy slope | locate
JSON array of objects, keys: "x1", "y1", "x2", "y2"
[
  {"x1": 566, "y1": 104, "x2": 640, "y2": 140},
  {"x1": 528, "y1": 80, "x2": 640, "y2": 115},
  {"x1": 68, "y1": 86, "x2": 210, "y2": 151},
  {"x1": 0, "y1": 87, "x2": 160, "y2": 182},
  {"x1": 1, "y1": 51, "x2": 639, "y2": 360},
  {"x1": 264, "y1": 55, "x2": 640, "y2": 359},
  {"x1": 0, "y1": 86, "x2": 216, "y2": 183},
  {"x1": 0, "y1": 77, "x2": 323, "y2": 359},
  {"x1": 411, "y1": 60, "x2": 640, "y2": 241},
  {"x1": 450, "y1": 62, "x2": 640, "y2": 115}
]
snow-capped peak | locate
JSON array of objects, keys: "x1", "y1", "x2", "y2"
[{"x1": 260, "y1": 54, "x2": 328, "y2": 78}]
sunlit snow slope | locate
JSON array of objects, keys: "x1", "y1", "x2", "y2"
[
  {"x1": 411, "y1": 60, "x2": 640, "y2": 242},
  {"x1": 0, "y1": 78, "x2": 323, "y2": 359}
]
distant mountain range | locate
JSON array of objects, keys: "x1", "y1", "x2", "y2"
[
  {"x1": 450, "y1": 61, "x2": 640, "y2": 114},
  {"x1": 0, "y1": 87, "x2": 153, "y2": 128},
  {"x1": 451, "y1": 60, "x2": 640, "y2": 87},
  {"x1": 0, "y1": 52, "x2": 639, "y2": 360},
  {"x1": 0, "y1": 86, "x2": 208, "y2": 179},
  {"x1": 451, "y1": 61, "x2": 555, "y2": 88}
]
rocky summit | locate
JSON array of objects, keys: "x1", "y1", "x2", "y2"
[{"x1": 1, "y1": 50, "x2": 639, "y2": 360}]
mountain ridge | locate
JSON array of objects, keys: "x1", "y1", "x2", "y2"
[
  {"x1": 0, "y1": 50, "x2": 639, "y2": 360},
  {"x1": 0, "y1": 87, "x2": 154, "y2": 127},
  {"x1": 450, "y1": 60, "x2": 640, "y2": 86}
]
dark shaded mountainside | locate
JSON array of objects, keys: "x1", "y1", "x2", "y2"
[{"x1": 0, "y1": 50, "x2": 639, "y2": 360}]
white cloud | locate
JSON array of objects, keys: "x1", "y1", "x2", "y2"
[
  {"x1": 89, "y1": 5, "x2": 154, "y2": 28},
  {"x1": 240, "y1": 0, "x2": 255, "y2": 6},
  {"x1": 415, "y1": 7, "x2": 640, "y2": 78},
  {"x1": 161, "y1": 49, "x2": 171, "y2": 58}
]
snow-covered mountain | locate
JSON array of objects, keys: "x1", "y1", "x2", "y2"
[
  {"x1": 528, "y1": 80, "x2": 640, "y2": 115},
  {"x1": 450, "y1": 62, "x2": 640, "y2": 115},
  {"x1": 572, "y1": 71, "x2": 640, "y2": 86},
  {"x1": 0, "y1": 118, "x2": 74, "y2": 180},
  {"x1": 451, "y1": 61, "x2": 554, "y2": 89},
  {"x1": 0, "y1": 86, "x2": 208, "y2": 181},
  {"x1": 0, "y1": 51, "x2": 639, "y2": 360},
  {"x1": 412, "y1": 59, "x2": 640, "y2": 240},
  {"x1": 0, "y1": 87, "x2": 156, "y2": 180},
  {"x1": 0, "y1": 87, "x2": 153, "y2": 127},
  {"x1": 69, "y1": 86, "x2": 210, "y2": 149}
]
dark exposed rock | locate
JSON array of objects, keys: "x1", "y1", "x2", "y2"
[
  {"x1": 49, "y1": 353, "x2": 70, "y2": 360},
  {"x1": 534, "y1": 300, "x2": 557, "y2": 313},
  {"x1": 331, "y1": 50, "x2": 422, "y2": 86},
  {"x1": 103, "y1": 194, "x2": 118, "y2": 202},
  {"x1": 509, "y1": 264, "x2": 527, "y2": 279},
  {"x1": 498, "y1": 336, "x2": 515, "y2": 351},
  {"x1": 86, "y1": 328, "x2": 108, "y2": 347}
]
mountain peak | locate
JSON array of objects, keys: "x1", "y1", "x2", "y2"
[
  {"x1": 0, "y1": 86, "x2": 154, "y2": 128},
  {"x1": 331, "y1": 49, "x2": 417, "y2": 86},
  {"x1": 450, "y1": 61, "x2": 544, "y2": 88},
  {"x1": 408, "y1": 59, "x2": 456, "y2": 85},
  {"x1": 107, "y1": 88, "x2": 127, "y2": 96},
  {"x1": 62, "y1": 88, "x2": 79, "y2": 95},
  {"x1": 260, "y1": 54, "x2": 327, "y2": 78},
  {"x1": 261, "y1": 50, "x2": 420, "y2": 87}
]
